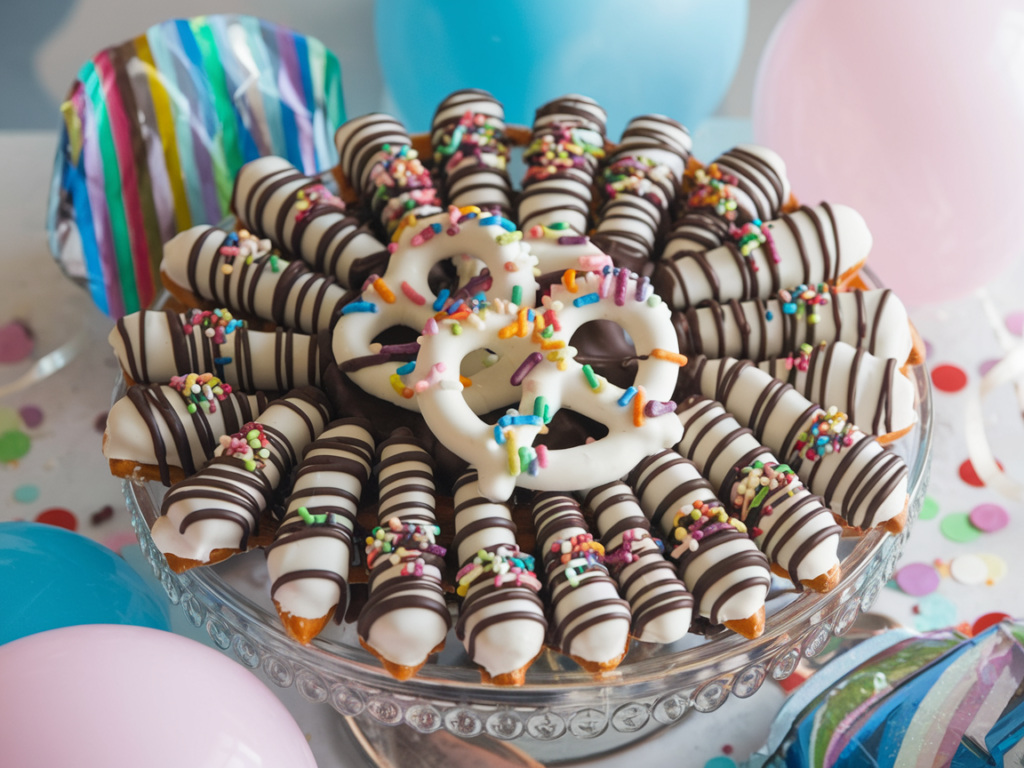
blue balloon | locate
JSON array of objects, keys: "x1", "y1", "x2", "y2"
[
  {"x1": 0, "y1": 522, "x2": 170, "y2": 645},
  {"x1": 374, "y1": 0, "x2": 748, "y2": 138}
]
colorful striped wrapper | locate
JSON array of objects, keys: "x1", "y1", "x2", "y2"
[{"x1": 46, "y1": 14, "x2": 346, "y2": 318}]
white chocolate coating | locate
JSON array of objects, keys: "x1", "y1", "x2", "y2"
[
  {"x1": 659, "y1": 211, "x2": 732, "y2": 258},
  {"x1": 676, "y1": 397, "x2": 842, "y2": 585},
  {"x1": 693, "y1": 358, "x2": 909, "y2": 530},
  {"x1": 232, "y1": 156, "x2": 388, "y2": 288},
  {"x1": 104, "y1": 385, "x2": 266, "y2": 479},
  {"x1": 629, "y1": 451, "x2": 770, "y2": 626},
  {"x1": 674, "y1": 287, "x2": 914, "y2": 365},
  {"x1": 532, "y1": 493, "x2": 630, "y2": 666},
  {"x1": 266, "y1": 420, "x2": 375, "y2": 628},
  {"x1": 414, "y1": 270, "x2": 684, "y2": 501},
  {"x1": 150, "y1": 388, "x2": 331, "y2": 565},
  {"x1": 583, "y1": 483, "x2": 693, "y2": 644},
  {"x1": 161, "y1": 226, "x2": 349, "y2": 334},
  {"x1": 452, "y1": 471, "x2": 546, "y2": 679},
  {"x1": 756, "y1": 341, "x2": 917, "y2": 437},
  {"x1": 359, "y1": 433, "x2": 450, "y2": 671},
  {"x1": 335, "y1": 113, "x2": 411, "y2": 194},
  {"x1": 614, "y1": 114, "x2": 691, "y2": 182},
  {"x1": 711, "y1": 145, "x2": 791, "y2": 224},
  {"x1": 110, "y1": 309, "x2": 321, "y2": 392},
  {"x1": 533, "y1": 94, "x2": 608, "y2": 135},
  {"x1": 331, "y1": 210, "x2": 539, "y2": 412},
  {"x1": 658, "y1": 204, "x2": 870, "y2": 308}
]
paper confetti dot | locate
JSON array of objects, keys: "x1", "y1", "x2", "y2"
[
  {"x1": 0, "y1": 321, "x2": 34, "y2": 363},
  {"x1": 1006, "y1": 311, "x2": 1024, "y2": 336},
  {"x1": 913, "y1": 593, "x2": 957, "y2": 632},
  {"x1": 12, "y1": 484, "x2": 39, "y2": 504},
  {"x1": 972, "y1": 612, "x2": 1010, "y2": 636},
  {"x1": 0, "y1": 429, "x2": 30, "y2": 462},
  {"x1": 959, "y1": 458, "x2": 1003, "y2": 487},
  {"x1": 705, "y1": 758, "x2": 737, "y2": 768},
  {"x1": 940, "y1": 513, "x2": 981, "y2": 544},
  {"x1": 895, "y1": 562, "x2": 940, "y2": 596},
  {"x1": 979, "y1": 358, "x2": 1001, "y2": 376},
  {"x1": 978, "y1": 553, "x2": 1007, "y2": 584},
  {"x1": 969, "y1": 503, "x2": 1009, "y2": 533},
  {"x1": 94, "y1": 411, "x2": 108, "y2": 433},
  {"x1": 0, "y1": 406, "x2": 22, "y2": 433},
  {"x1": 922, "y1": 338, "x2": 933, "y2": 360},
  {"x1": 35, "y1": 507, "x2": 77, "y2": 531},
  {"x1": 919, "y1": 496, "x2": 939, "y2": 520},
  {"x1": 931, "y1": 364, "x2": 968, "y2": 393},
  {"x1": 17, "y1": 405, "x2": 43, "y2": 428},
  {"x1": 91, "y1": 505, "x2": 114, "y2": 525},
  {"x1": 950, "y1": 554, "x2": 989, "y2": 585}
]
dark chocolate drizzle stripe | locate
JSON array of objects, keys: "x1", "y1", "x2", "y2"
[
  {"x1": 628, "y1": 450, "x2": 770, "y2": 625},
  {"x1": 184, "y1": 228, "x2": 350, "y2": 334},
  {"x1": 266, "y1": 419, "x2": 375, "y2": 624},
  {"x1": 531, "y1": 493, "x2": 631, "y2": 657},
  {"x1": 583, "y1": 483, "x2": 693, "y2": 639},
  {"x1": 706, "y1": 356, "x2": 909, "y2": 529},
  {"x1": 677, "y1": 396, "x2": 840, "y2": 586},
  {"x1": 451, "y1": 471, "x2": 548, "y2": 662},
  {"x1": 123, "y1": 384, "x2": 264, "y2": 486},
  {"x1": 713, "y1": 148, "x2": 786, "y2": 223},
  {"x1": 668, "y1": 288, "x2": 896, "y2": 361},
  {"x1": 358, "y1": 430, "x2": 450, "y2": 645}
]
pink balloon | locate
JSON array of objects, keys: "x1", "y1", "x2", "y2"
[
  {"x1": 752, "y1": 0, "x2": 1024, "y2": 306},
  {"x1": 0, "y1": 625, "x2": 316, "y2": 768}
]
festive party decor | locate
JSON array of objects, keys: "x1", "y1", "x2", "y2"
[
  {"x1": 48, "y1": 15, "x2": 346, "y2": 318},
  {"x1": 374, "y1": 0, "x2": 748, "y2": 137},
  {"x1": 0, "y1": 624, "x2": 317, "y2": 767},
  {"x1": 0, "y1": 522, "x2": 169, "y2": 645},
  {"x1": 753, "y1": 0, "x2": 1024, "y2": 305}
]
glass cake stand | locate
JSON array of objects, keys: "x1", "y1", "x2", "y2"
[{"x1": 119, "y1": 272, "x2": 933, "y2": 765}]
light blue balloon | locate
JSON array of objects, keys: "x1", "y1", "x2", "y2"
[
  {"x1": 0, "y1": 522, "x2": 171, "y2": 645},
  {"x1": 374, "y1": 0, "x2": 748, "y2": 138}
]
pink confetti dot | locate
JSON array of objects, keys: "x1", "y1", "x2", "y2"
[
  {"x1": 895, "y1": 562, "x2": 940, "y2": 596},
  {"x1": 979, "y1": 358, "x2": 1001, "y2": 376},
  {"x1": 18, "y1": 405, "x2": 42, "y2": 428},
  {"x1": 969, "y1": 503, "x2": 1009, "y2": 533},
  {"x1": 0, "y1": 321, "x2": 33, "y2": 364},
  {"x1": 922, "y1": 338, "x2": 933, "y2": 360},
  {"x1": 931, "y1": 364, "x2": 968, "y2": 393},
  {"x1": 1006, "y1": 311, "x2": 1024, "y2": 336}
]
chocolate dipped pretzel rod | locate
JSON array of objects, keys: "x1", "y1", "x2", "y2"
[
  {"x1": 628, "y1": 450, "x2": 770, "y2": 639},
  {"x1": 676, "y1": 395, "x2": 843, "y2": 592},
  {"x1": 150, "y1": 386, "x2": 332, "y2": 573},
  {"x1": 670, "y1": 285, "x2": 918, "y2": 367},
  {"x1": 232, "y1": 156, "x2": 389, "y2": 289},
  {"x1": 688, "y1": 356, "x2": 910, "y2": 533},
  {"x1": 518, "y1": 95, "x2": 607, "y2": 239},
  {"x1": 531, "y1": 492, "x2": 632, "y2": 674},
  {"x1": 335, "y1": 113, "x2": 442, "y2": 237},
  {"x1": 592, "y1": 115, "x2": 691, "y2": 260},
  {"x1": 430, "y1": 89, "x2": 514, "y2": 216},
  {"x1": 266, "y1": 419, "x2": 376, "y2": 644},
  {"x1": 451, "y1": 470, "x2": 546, "y2": 686},
  {"x1": 653, "y1": 203, "x2": 870, "y2": 309},
  {"x1": 110, "y1": 308, "x2": 324, "y2": 392},
  {"x1": 160, "y1": 225, "x2": 351, "y2": 334},
  {"x1": 581, "y1": 483, "x2": 693, "y2": 644},
  {"x1": 756, "y1": 340, "x2": 917, "y2": 441},
  {"x1": 357, "y1": 429, "x2": 451, "y2": 681},
  {"x1": 103, "y1": 380, "x2": 267, "y2": 486}
]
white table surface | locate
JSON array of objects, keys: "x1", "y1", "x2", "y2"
[{"x1": 2, "y1": 129, "x2": 1021, "y2": 767}]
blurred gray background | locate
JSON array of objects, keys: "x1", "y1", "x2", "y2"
[{"x1": 0, "y1": 0, "x2": 792, "y2": 131}]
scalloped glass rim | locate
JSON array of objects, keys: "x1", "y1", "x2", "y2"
[{"x1": 119, "y1": 266, "x2": 932, "y2": 716}]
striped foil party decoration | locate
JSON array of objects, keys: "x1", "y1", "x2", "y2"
[{"x1": 47, "y1": 15, "x2": 346, "y2": 318}]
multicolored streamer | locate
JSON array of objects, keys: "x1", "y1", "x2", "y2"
[{"x1": 47, "y1": 15, "x2": 346, "y2": 318}]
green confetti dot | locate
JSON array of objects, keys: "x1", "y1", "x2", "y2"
[
  {"x1": 0, "y1": 430, "x2": 30, "y2": 463},
  {"x1": 940, "y1": 512, "x2": 980, "y2": 544},
  {"x1": 919, "y1": 496, "x2": 939, "y2": 520},
  {"x1": 12, "y1": 484, "x2": 39, "y2": 503}
]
